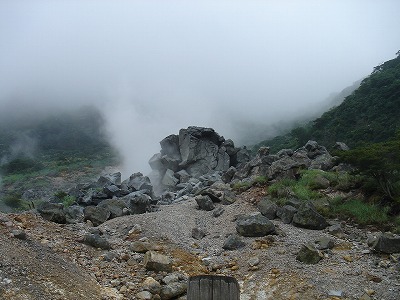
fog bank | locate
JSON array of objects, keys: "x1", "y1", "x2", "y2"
[{"x1": 1, "y1": 0, "x2": 399, "y2": 174}]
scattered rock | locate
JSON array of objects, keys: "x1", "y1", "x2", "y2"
[
  {"x1": 83, "y1": 233, "x2": 111, "y2": 250},
  {"x1": 160, "y1": 281, "x2": 187, "y2": 300},
  {"x1": 195, "y1": 195, "x2": 215, "y2": 211},
  {"x1": 142, "y1": 277, "x2": 162, "y2": 295},
  {"x1": 276, "y1": 205, "x2": 297, "y2": 224},
  {"x1": 192, "y1": 227, "x2": 207, "y2": 240},
  {"x1": 257, "y1": 198, "x2": 278, "y2": 219},
  {"x1": 212, "y1": 206, "x2": 225, "y2": 217},
  {"x1": 11, "y1": 229, "x2": 27, "y2": 240},
  {"x1": 236, "y1": 213, "x2": 275, "y2": 237},
  {"x1": 315, "y1": 236, "x2": 335, "y2": 250},
  {"x1": 372, "y1": 232, "x2": 400, "y2": 254},
  {"x1": 130, "y1": 241, "x2": 156, "y2": 253},
  {"x1": 84, "y1": 206, "x2": 111, "y2": 226},
  {"x1": 292, "y1": 202, "x2": 328, "y2": 230},
  {"x1": 296, "y1": 243, "x2": 323, "y2": 264},
  {"x1": 144, "y1": 251, "x2": 172, "y2": 273},
  {"x1": 37, "y1": 202, "x2": 66, "y2": 224},
  {"x1": 223, "y1": 234, "x2": 245, "y2": 250},
  {"x1": 136, "y1": 290, "x2": 153, "y2": 300}
]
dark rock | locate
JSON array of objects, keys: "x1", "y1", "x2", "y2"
[
  {"x1": 221, "y1": 166, "x2": 237, "y2": 183},
  {"x1": 103, "y1": 184, "x2": 122, "y2": 197},
  {"x1": 192, "y1": 227, "x2": 207, "y2": 240},
  {"x1": 37, "y1": 202, "x2": 66, "y2": 224},
  {"x1": 98, "y1": 198, "x2": 129, "y2": 219},
  {"x1": 11, "y1": 229, "x2": 27, "y2": 240},
  {"x1": 296, "y1": 243, "x2": 323, "y2": 264},
  {"x1": 276, "y1": 205, "x2": 297, "y2": 224},
  {"x1": 195, "y1": 195, "x2": 215, "y2": 211},
  {"x1": 83, "y1": 233, "x2": 111, "y2": 250},
  {"x1": 372, "y1": 232, "x2": 400, "y2": 254},
  {"x1": 236, "y1": 213, "x2": 275, "y2": 237},
  {"x1": 334, "y1": 142, "x2": 350, "y2": 151},
  {"x1": 84, "y1": 206, "x2": 111, "y2": 226},
  {"x1": 122, "y1": 192, "x2": 152, "y2": 214},
  {"x1": 221, "y1": 190, "x2": 237, "y2": 205},
  {"x1": 123, "y1": 172, "x2": 153, "y2": 194},
  {"x1": 97, "y1": 172, "x2": 121, "y2": 186},
  {"x1": 65, "y1": 205, "x2": 85, "y2": 224},
  {"x1": 212, "y1": 206, "x2": 225, "y2": 217},
  {"x1": 257, "y1": 198, "x2": 278, "y2": 219},
  {"x1": 315, "y1": 236, "x2": 335, "y2": 250},
  {"x1": 285, "y1": 198, "x2": 301, "y2": 208},
  {"x1": 292, "y1": 202, "x2": 328, "y2": 230},
  {"x1": 162, "y1": 169, "x2": 179, "y2": 187},
  {"x1": 223, "y1": 234, "x2": 246, "y2": 250},
  {"x1": 328, "y1": 224, "x2": 346, "y2": 238},
  {"x1": 176, "y1": 169, "x2": 191, "y2": 183},
  {"x1": 160, "y1": 281, "x2": 187, "y2": 300}
]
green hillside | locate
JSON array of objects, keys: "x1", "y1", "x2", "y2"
[
  {"x1": 0, "y1": 106, "x2": 119, "y2": 212},
  {"x1": 254, "y1": 51, "x2": 400, "y2": 153}
]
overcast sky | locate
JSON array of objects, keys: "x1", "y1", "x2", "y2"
[{"x1": 0, "y1": 0, "x2": 399, "y2": 174}]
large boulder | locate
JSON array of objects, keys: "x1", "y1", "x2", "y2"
[
  {"x1": 292, "y1": 202, "x2": 328, "y2": 230},
  {"x1": 257, "y1": 198, "x2": 278, "y2": 219},
  {"x1": 65, "y1": 205, "x2": 85, "y2": 224},
  {"x1": 98, "y1": 198, "x2": 129, "y2": 219},
  {"x1": 37, "y1": 202, "x2": 66, "y2": 224},
  {"x1": 236, "y1": 213, "x2": 276, "y2": 237},
  {"x1": 276, "y1": 205, "x2": 298, "y2": 224},
  {"x1": 372, "y1": 232, "x2": 400, "y2": 254},
  {"x1": 84, "y1": 206, "x2": 111, "y2": 226},
  {"x1": 195, "y1": 195, "x2": 215, "y2": 211},
  {"x1": 122, "y1": 192, "x2": 152, "y2": 214},
  {"x1": 223, "y1": 234, "x2": 246, "y2": 250},
  {"x1": 122, "y1": 172, "x2": 153, "y2": 194}
]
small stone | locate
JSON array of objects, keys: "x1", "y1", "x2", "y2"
[
  {"x1": 366, "y1": 274, "x2": 382, "y2": 283},
  {"x1": 342, "y1": 255, "x2": 353, "y2": 262},
  {"x1": 328, "y1": 290, "x2": 344, "y2": 297},
  {"x1": 136, "y1": 291, "x2": 153, "y2": 300},
  {"x1": 212, "y1": 207, "x2": 225, "y2": 217},
  {"x1": 359, "y1": 293, "x2": 371, "y2": 300},
  {"x1": 248, "y1": 256, "x2": 260, "y2": 267},
  {"x1": 160, "y1": 282, "x2": 187, "y2": 300},
  {"x1": 191, "y1": 227, "x2": 206, "y2": 240},
  {"x1": 222, "y1": 234, "x2": 245, "y2": 250},
  {"x1": 119, "y1": 285, "x2": 128, "y2": 293},
  {"x1": 365, "y1": 289, "x2": 375, "y2": 296},
  {"x1": 315, "y1": 236, "x2": 334, "y2": 250},
  {"x1": 11, "y1": 229, "x2": 27, "y2": 240},
  {"x1": 296, "y1": 243, "x2": 323, "y2": 264},
  {"x1": 142, "y1": 277, "x2": 161, "y2": 294}
]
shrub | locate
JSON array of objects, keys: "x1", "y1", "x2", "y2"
[
  {"x1": 1, "y1": 157, "x2": 43, "y2": 175},
  {"x1": 331, "y1": 198, "x2": 389, "y2": 225}
]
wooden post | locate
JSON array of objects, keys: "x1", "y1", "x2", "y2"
[{"x1": 187, "y1": 275, "x2": 240, "y2": 300}]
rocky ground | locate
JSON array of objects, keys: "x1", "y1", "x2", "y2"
[{"x1": 1, "y1": 187, "x2": 399, "y2": 300}]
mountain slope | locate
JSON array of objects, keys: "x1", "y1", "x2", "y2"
[{"x1": 255, "y1": 52, "x2": 400, "y2": 152}]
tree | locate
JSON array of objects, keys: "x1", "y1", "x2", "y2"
[{"x1": 338, "y1": 133, "x2": 400, "y2": 205}]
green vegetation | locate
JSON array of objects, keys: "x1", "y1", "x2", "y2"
[
  {"x1": 254, "y1": 52, "x2": 400, "y2": 153},
  {"x1": 54, "y1": 191, "x2": 76, "y2": 207},
  {"x1": 0, "y1": 106, "x2": 120, "y2": 212},
  {"x1": 337, "y1": 133, "x2": 400, "y2": 213},
  {"x1": 232, "y1": 176, "x2": 268, "y2": 192},
  {"x1": 267, "y1": 170, "x2": 395, "y2": 227},
  {"x1": 330, "y1": 198, "x2": 390, "y2": 225}
]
